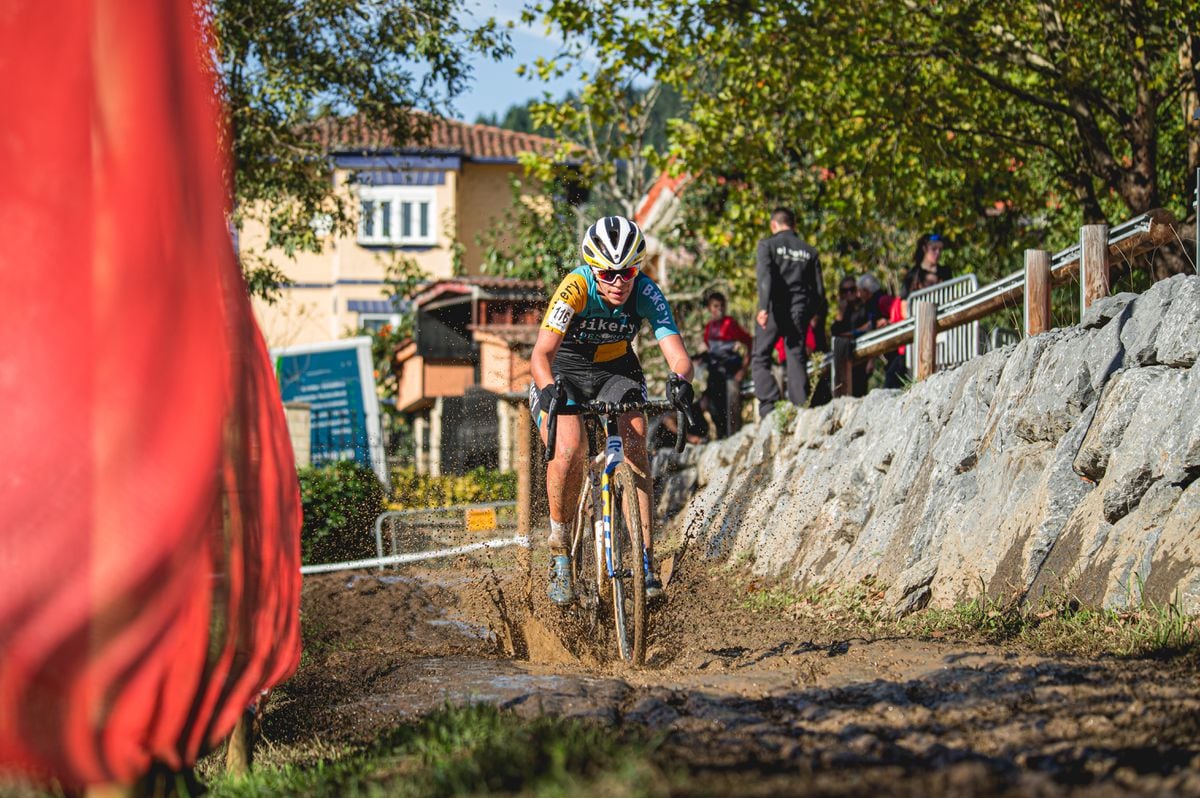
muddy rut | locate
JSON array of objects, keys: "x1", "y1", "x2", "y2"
[{"x1": 267, "y1": 547, "x2": 1200, "y2": 796}]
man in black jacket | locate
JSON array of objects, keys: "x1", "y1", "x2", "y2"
[{"x1": 751, "y1": 207, "x2": 826, "y2": 417}]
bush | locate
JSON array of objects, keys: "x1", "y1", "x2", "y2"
[
  {"x1": 391, "y1": 466, "x2": 517, "y2": 509},
  {"x1": 298, "y1": 460, "x2": 386, "y2": 565}
]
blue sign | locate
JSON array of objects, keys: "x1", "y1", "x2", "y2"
[{"x1": 272, "y1": 337, "x2": 387, "y2": 486}]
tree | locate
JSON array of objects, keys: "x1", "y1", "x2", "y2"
[
  {"x1": 529, "y1": 0, "x2": 1198, "y2": 293},
  {"x1": 477, "y1": 175, "x2": 583, "y2": 292},
  {"x1": 198, "y1": 0, "x2": 512, "y2": 301},
  {"x1": 514, "y1": 4, "x2": 684, "y2": 219}
]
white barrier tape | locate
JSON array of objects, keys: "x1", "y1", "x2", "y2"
[{"x1": 300, "y1": 534, "x2": 530, "y2": 575}]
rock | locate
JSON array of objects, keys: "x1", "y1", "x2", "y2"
[
  {"x1": 1118, "y1": 273, "x2": 1200, "y2": 368},
  {"x1": 661, "y1": 276, "x2": 1200, "y2": 614},
  {"x1": 1095, "y1": 362, "x2": 1200, "y2": 523},
  {"x1": 885, "y1": 558, "x2": 938, "y2": 616},
  {"x1": 1080, "y1": 291, "x2": 1137, "y2": 329},
  {"x1": 1073, "y1": 368, "x2": 1163, "y2": 482},
  {"x1": 1153, "y1": 275, "x2": 1200, "y2": 368}
]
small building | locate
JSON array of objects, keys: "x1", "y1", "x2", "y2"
[{"x1": 395, "y1": 276, "x2": 544, "y2": 475}]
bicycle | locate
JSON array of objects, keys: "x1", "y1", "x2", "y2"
[{"x1": 544, "y1": 375, "x2": 685, "y2": 666}]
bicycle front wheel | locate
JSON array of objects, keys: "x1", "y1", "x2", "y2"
[
  {"x1": 570, "y1": 484, "x2": 601, "y2": 628},
  {"x1": 609, "y1": 464, "x2": 646, "y2": 666}
]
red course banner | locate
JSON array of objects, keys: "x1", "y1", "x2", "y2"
[{"x1": 0, "y1": 1, "x2": 302, "y2": 788}]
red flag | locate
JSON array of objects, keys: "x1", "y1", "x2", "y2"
[{"x1": 0, "y1": 0, "x2": 302, "y2": 787}]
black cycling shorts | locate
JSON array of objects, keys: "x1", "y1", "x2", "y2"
[{"x1": 528, "y1": 350, "x2": 647, "y2": 427}]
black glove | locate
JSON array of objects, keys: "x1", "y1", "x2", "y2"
[
  {"x1": 667, "y1": 373, "x2": 698, "y2": 423},
  {"x1": 536, "y1": 383, "x2": 559, "y2": 415}
]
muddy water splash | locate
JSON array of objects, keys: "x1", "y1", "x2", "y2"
[{"x1": 275, "y1": 555, "x2": 1200, "y2": 796}]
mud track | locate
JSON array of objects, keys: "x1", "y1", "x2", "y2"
[{"x1": 267, "y1": 546, "x2": 1200, "y2": 796}]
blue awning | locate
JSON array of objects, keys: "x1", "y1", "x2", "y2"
[{"x1": 348, "y1": 299, "x2": 406, "y2": 314}]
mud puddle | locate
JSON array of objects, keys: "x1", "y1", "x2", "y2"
[{"x1": 268, "y1": 559, "x2": 1200, "y2": 795}]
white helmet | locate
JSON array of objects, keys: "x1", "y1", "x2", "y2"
[{"x1": 581, "y1": 215, "x2": 646, "y2": 272}]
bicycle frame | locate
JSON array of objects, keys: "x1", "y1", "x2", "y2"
[
  {"x1": 593, "y1": 413, "x2": 633, "y2": 582},
  {"x1": 545, "y1": 377, "x2": 685, "y2": 663},
  {"x1": 558, "y1": 398, "x2": 681, "y2": 586}
]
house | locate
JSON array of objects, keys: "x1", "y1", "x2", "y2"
[
  {"x1": 395, "y1": 276, "x2": 545, "y2": 476},
  {"x1": 634, "y1": 171, "x2": 695, "y2": 294},
  {"x1": 243, "y1": 115, "x2": 559, "y2": 348}
]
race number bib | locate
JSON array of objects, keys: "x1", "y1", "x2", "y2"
[{"x1": 545, "y1": 299, "x2": 575, "y2": 333}]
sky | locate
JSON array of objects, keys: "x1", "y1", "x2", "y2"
[{"x1": 451, "y1": 0, "x2": 585, "y2": 122}]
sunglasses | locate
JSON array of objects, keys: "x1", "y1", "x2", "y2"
[
  {"x1": 593, "y1": 266, "x2": 638, "y2": 284},
  {"x1": 928, "y1": 233, "x2": 942, "y2": 242},
  {"x1": 840, "y1": 284, "x2": 856, "y2": 293}
]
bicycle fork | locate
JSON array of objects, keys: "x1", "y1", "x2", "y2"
[{"x1": 598, "y1": 414, "x2": 644, "y2": 581}]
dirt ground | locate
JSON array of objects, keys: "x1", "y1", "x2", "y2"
[{"x1": 265, "y1": 543, "x2": 1200, "y2": 796}]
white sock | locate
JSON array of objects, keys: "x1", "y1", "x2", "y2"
[{"x1": 548, "y1": 519, "x2": 568, "y2": 552}]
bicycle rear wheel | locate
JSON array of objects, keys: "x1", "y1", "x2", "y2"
[{"x1": 609, "y1": 464, "x2": 646, "y2": 665}]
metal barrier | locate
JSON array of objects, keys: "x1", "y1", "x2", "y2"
[
  {"x1": 297, "y1": 500, "x2": 521, "y2": 575},
  {"x1": 906, "y1": 274, "x2": 979, "y2": 372},
  {"x1": 300, "y1": 534, "x2": 529, "y2": 575},
  {"x1": 373, "y1": 500, "x2": 518, "y2": 566}
]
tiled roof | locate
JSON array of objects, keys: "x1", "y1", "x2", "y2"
[
  {"x1": 311, "y1": 113, "x2": 558, "y2": 161},
  {"x1": 412, "y1": 276, "x2": 546, "y2": 306}
]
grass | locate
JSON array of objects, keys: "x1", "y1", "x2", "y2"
[
  {"x1": 207, "y1": 703, "x2": 676, "y2": 798},
  {"x1": 772, "y1": 403, "x2": 797, "y2": 435},
  {"x1": 739, "y1": 574, "x2": 1200, "y2": 659}
]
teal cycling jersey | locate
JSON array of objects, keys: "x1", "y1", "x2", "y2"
[{"x1": 540, "y1": 266, "x2": 680, "y2": 362}]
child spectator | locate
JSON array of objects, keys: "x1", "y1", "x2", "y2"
[{"x1": 700, "y1": 290, "x2": 753, "y2": 438}]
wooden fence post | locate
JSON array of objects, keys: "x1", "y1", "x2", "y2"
[
  {"x1": 224, "y1": 707, "x2": 256, "y2": 775},
  {"x1": 516, "y1": 400, "x2": 547, "y2": 537},
  {"x1": 1024, "y1": 249, "x2": 1052, "y2": 336},
  {"x1": 517, "y1": 402, "x2": 534, "y2": 537},
  {"x1": 914, "y1": 300, "x2": 937, "y2": 381},
  {"x1": 831, "y1": 336, "x2": 854, "y2": 397},
  {"x1": 1080, "y1": 224, "x2": 1110, "y2": 314}
]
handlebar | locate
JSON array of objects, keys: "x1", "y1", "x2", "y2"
[{"x1": 544, "y1": 376, "x2": 687, "y2": 460}]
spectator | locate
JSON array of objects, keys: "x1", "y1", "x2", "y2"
[
  {"x1": 830, "y1": 274, "x2": 873, "y2": 396},
  {"x1": 856, "y1": 273, "x2": 893, "y2": 330},
  {"x1": 699, "y1": 290, "x2": 752, "y2": 439},
  {"x1": 751, "y1": 207, "x2": 826, "y2": 417},
  {"x1": 829, "y1": 275, "x2": 865, "y2": 337},
  {"x1": 902, "y1": 233, "x2": 951, "y2": 298}
]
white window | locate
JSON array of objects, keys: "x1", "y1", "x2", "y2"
[
  {"x1": 358, "y1": 186, "x2": 436, "y2": 246},
  {"x1": 359, "y1": 313, "x2": 401, "y2": 333}
]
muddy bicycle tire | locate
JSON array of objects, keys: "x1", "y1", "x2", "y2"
[
  {"x1": 569, "y1": 486, "x2": 602, "y2": 627},
  {"x1": 610, "y1": 464, "x2": 647, "y2": 666}
]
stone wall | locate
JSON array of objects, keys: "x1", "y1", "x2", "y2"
[{"x1": 658, "y1": 274, "x2": 1200, "y2": 614}]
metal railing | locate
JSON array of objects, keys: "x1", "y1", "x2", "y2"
[
  {"x1": 907, "y1": 274, "x2": 979, "y2": 372},
  {"x1": 300, "y1": 534, "x2": 528, "y2": 575},
  {"x1": 850, "y1": 209, "x2": 1176, "y2": 363},
  {"x1": 373, "y1": 500, "x2": 518, "y2": 564}
]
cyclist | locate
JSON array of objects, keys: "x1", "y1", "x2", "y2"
[{"x1": 529, "y1": 215, "x2": 697, "y2": 607}]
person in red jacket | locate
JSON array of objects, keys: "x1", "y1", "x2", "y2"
[{"x1": 700, "y1": 290, "x2": 753, "y2": 438}]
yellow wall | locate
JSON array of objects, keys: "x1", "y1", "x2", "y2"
[
  {"x1": 457, "y1": 162, "x2": 525, "y2": 274},
  {"x1": 247, "y1": 164, "x2": 526, "y2": 349}
]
